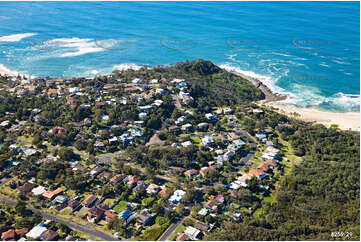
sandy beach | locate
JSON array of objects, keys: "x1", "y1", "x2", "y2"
[
  {"x1": 224, "y1": 68, "x2": 360, "y2": 132},
  {"x1": 260, "y1": 101, "x2": 360, "y2": 131}
]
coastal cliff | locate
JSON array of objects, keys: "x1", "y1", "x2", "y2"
[{"x1": 228, "y1": 70, "x2": 287, "y2": 102}]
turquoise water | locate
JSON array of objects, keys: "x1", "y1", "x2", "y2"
[{"x1": 0, "y1": 2, "x2": 359, "y2": 112}]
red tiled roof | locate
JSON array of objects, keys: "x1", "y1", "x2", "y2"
[
  {"x1": 176, "y1": 233, "x2": 188, "y2": 241},
  {"x1": 1, "y1": 229, "x2": 15, "y2": 240},
  {"x1": 15, "y1": 228, "x2": 28, "y2": 235}
]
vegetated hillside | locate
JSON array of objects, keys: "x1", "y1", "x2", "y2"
[
  {"x1": 205, "y1": 119, "x2": 360, "y2": 241},
  {"x1": 113, "y1": 59, "x2": 263, "y2": 110}
]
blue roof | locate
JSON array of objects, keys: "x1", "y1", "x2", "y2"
[{"x1": 120, "y1": 209, "x2": 133, "y2": 219}]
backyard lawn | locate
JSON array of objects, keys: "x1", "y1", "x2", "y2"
[{"x1": 113, "y1": 201, "x2": 128, "y2": 213}]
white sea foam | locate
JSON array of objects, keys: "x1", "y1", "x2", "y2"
[
  {"x1": 0, "y1": 33, "x2": 36, "y2": 42},
  {"x1": 219, "y1": 63, "x2": 286, "y2": 94},
  {"x1": 35, "y1": 37, "x2": 122, "y2": 57},
  {"x1": 271, "y1": 52, "x2": 292, "y2": 57},
  {"x1": 332, "y1": 59, "x2": 351, "y2": 65},
  {"x1": 332, "y1": 92, "x2": 360, "y2": 109},
  {"x1": 90, "y1": 70, "x2": 99, "y2": 75},
  {"x1": 220, "y1": 63, "x2": 359, "y2": 112},
  {"x1": 0, "y1": 64, "x2": 19, "y2": 76}
]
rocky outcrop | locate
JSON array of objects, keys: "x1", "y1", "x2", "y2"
[{"x1": 229, "y1": 71, "x2": 287, "y2": 102}]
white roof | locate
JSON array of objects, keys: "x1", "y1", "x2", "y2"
[
  {"x1": 184, "y1": 226, "x2": 200, "y2": 239},
  {"x1": 202, "y1": 136, "x2": 214, "y2": 143},
  {"x1": 109, "y1": 137, "x2": 118, "y2": 142},
  {"x1": 32, "y1": 186, "x2": 46, "y2": 196},
  {"x1": 169, "y1": 190, "x2": 186, "y2": 203},
  {"x1": 198, "y1": 208, "x2": 209, "y2": 216},
  {"x1": 26, "y1": 224, "x2": 47, "y2": 239},
  {"x1": 181, "y1": 123, "x2": 192, "y2": 129},
  {"x1": 181, "y1": 141, "x2": 192, "y2": 147},
  {"x1": 132, "y1": 78, "x2": 141, "y2": 84}
]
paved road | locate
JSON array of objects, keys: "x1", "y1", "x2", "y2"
[
  {"x1": 0, "y1": 196, "x2": 119, "y2": 241},
  {"x1": 17, "y1": 139, "x2": 126, "y2": 164},
  {"x1": 235, "y1": 129, "x2": 258, "y2": 169},
  {"x1": 159, "y1": 218, "x2": 184, "y2": 241},
  {"x1": 0, "y1": 177, "x2": 11, "y2": 187}
]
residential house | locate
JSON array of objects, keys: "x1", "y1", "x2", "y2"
[
  {"x1": 97, "y1": 171, "x2": 113, "y2": 180},
  {"x1": 168, "y1": 166, "x2": 185, "y2": 175},
  {"x1": 31, "y1": 186, "x2": 46, "y2": 196},
  {"x1": 83, "y1": 118, "x2": 92, "y2": 127},
  {"x1": 248, "y1": 169, "x2": 267, "y2": 179},
  {"x1": 198, "y1": 208, "x2": 209, "y2": 216},
  {"x1": 214, "y1": 194, "x2": 224, "y2": 204},
  {"x1": 137, "y1": 209, "x2": 152, "y2": 225},
  {"x1": 15, "y1": 228, "x2": 29, "y2": 238},
  {"x1": 1, "y1": 229, "x2": 15, "y2": 241},
  {"x1": 109, "y1": 174, "x2": 126, "y2": 184},
  {"x1": 104, "y1": 211, "x2": 118, "y2": 223},
  {"x1": 146, "y1": 184, "x2": 161, "y2": 195},
  {"x1": 181, "y1": 123, "x2": 193, "y2": 131},
  {"x1": 223, "y1": 150, "x2": 235, "y2": 161},
  {"x1": 82, "y1": 195, "x2": 98, "y2": 207},
  {"x1": 201, "y1": 136, "x2": 214, "y2": 146},
  {"x1": 119, "y1": 209, "x2": 134, "y2": 222},
  {"x1": 133, "y1": 182, "x2": 146, "y2": 193},
  {"x1": 94, "y1": 141, "x2": 105, "y2": 149},
  {"x1": 18, "y1": 182, "x2": 34, "y2": 193},
  {"x1": 195, "y1": 221, "x2": 213, "y2": 233},
  {"x1": 139, "y1": 112, "x2": 147, "y2": 119},
  {"x1": 109, "y1": 137, "x2": 118, "y2": 145},
  {"x1": 40, "y1": 230, "x2": 59, "y2": 241},
  {"x1": 197, "y1": 122, "x2": 209, "y2": 131},
  {"x1": 205, "y1": 113, "x2": 215, "y2": 121},
  {"x1": 158, "y1": 186, "x2": 173, "y2": 198},
  {"x1": 181, "y1": 141, "x2": 192, "y2": 147},
  {"x1": 42, "y1": 188, "x2": 63, "y2": 200},
  {"x1": 205, "y1": 199, "x2": 218, "y2": 210},
  {"x1": 90, "y1": 166, "x2": 103, "y2": 177},
  {"x1": 169, "y1": 190, "x2": 186, "y2": 204},
  {"x1": 68, "y1": 199, "x2": 81, "y2": 212},
  {"x1": 200, "y1": 167, "x2": 215, "y2": 178},
  {"x1": 176, "y1": 233, "x2": 189, "y2": 241},
  {"x1": 175, "y1": 116, "x2": 187, "y2": 125},
  {"x1": 88, "y1": 204, "x2": 108, "y2": 223},
  {"x1": 184, "y1": 169, "x2": 198, "y2": 179},
  {"x1": 168, "y1": 125, "x2": 180, "y2": 134},
  {"x1": 184, "y1": 226, "x2": 201, "y2": 241},
  {"x1": 95, "y1": 101, "x2": 105, "y2": 107},
  {"x1": 139, "y1": 105, "x2": 153, "y2": 111},
  {"x1": 255, "y1": 132, "x2": 267, "y2": 140},
  {"x1": 53, "y1": 195, "x2": 67, "y2": 204},
  {"x1": 26, "y1": 224, "x2": 47, "y2": 240},
  {"x1": 126, "y1": 175, "x2": 138, "y2": 185},
  {"x1": 228, "y1": 189, "x2": 239, "y2": 199},
  {"x1": 124, "y1": 86, "x2": 140, "y2": 93}
]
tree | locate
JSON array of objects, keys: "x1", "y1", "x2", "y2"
[
  {"x1": 58, "y1": 147, "x2": 76, "y2": 161},
  {"x1": 32, "y1": 134, "x2": 42, "y2": 147},
  {"x1": 15, "y1": 201, "x2": 29, "y2": 217}
]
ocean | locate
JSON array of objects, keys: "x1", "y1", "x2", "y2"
[{"x1": 0, "y1": 1, "x2": 359, "y2": 112}]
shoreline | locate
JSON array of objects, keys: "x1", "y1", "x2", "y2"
[
  {"x1": 0, "y1": 64, "x2": 19, "y2": 77},
  {"x1": 2, "y1": 63, "x2": 360, "y2": 131},
  {"x1": 262, "y1": 102, "x2": 360, "y2": 131},
  {"x1": 225, "y1": 68, "x2": 360, "y2": 131}
]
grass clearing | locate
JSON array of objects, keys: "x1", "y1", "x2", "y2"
[
  {"x1": 103, "y1": 198, "x2": 116, "y2": 207},
  {"x1": 113, "y1": 201, "x2": 128, "y2": 213}
]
